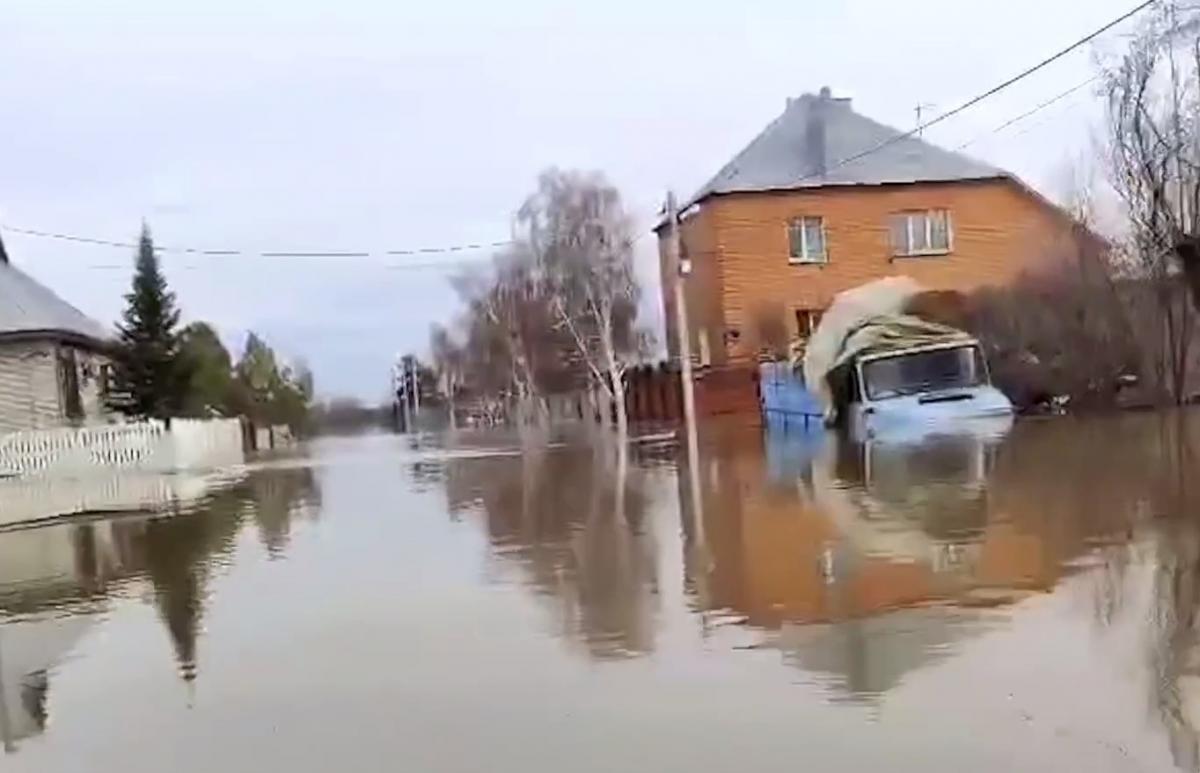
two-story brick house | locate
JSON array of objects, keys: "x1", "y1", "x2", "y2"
[{"x1": 657, "y1": 87, "x2": 1084, "y2": 366}]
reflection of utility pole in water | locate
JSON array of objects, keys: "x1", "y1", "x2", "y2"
[
  {"x1": 0, "y1": 628, "x2": 15, "y2": 754},
  {"x1": 666, "y1": 191, "x2": 709, "y2": 611}
]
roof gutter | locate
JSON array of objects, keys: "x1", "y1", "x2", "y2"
[{"x1": 0, "y1": 329, "x2": 114, "y2": 354}]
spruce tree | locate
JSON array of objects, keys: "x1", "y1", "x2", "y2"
[{"x1": 110, "y1": 224, "x2": 185, "y2": 418}]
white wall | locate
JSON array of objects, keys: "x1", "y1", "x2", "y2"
[{"x1": 0, "y1": 417, "x2": 244, "y2": 479}]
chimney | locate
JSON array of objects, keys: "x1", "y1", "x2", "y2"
[{"x1": 805, "y1": 87, "x2": 833, "y2": 178}]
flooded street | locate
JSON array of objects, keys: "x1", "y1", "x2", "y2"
[{"x1": 3, "y1": 414, "x2": 1200, "y2": 772}]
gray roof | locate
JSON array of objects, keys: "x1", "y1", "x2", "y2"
[
  {"x1": 688, "y1": 90, "x2": 1005, "y2": 207},
  {"x1": 0, "y1": 259, "x2": 109, "y2": 345}
]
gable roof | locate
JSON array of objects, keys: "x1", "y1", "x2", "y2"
[
  {"x1": 0, "y1": 259, "x2": 109, "y2": 347},
  {"x1": 686, "y1": 89, "x2": 1005, "y2": 208}
]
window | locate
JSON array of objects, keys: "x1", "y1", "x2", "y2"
[
  {"x1": 795, "y1": 309, "x2": 823, "y2": 339},
  {"x1": 788, "y1": 217, "x2": 827, "y2": 263},
  {"x1": 890, "y1": 209, "x2": 952, "y2": 256},
  {"x1": 860, "y1": 345, "x2": 985, "y2": 401},
  {"x1": 56, "y1": 348, "x2": 84, "y2": 421}
]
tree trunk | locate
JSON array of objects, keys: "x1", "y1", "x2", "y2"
[{"x1": 599, "y1": 313, "x2": 628, "y2": 442}]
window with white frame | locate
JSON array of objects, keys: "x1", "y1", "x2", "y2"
[
  {"x1": 889, "y1": 209, "x2": 952, "y2": 256},
  {"x1": 787, "y1": 217, "x2": 827, "y2": 263}
]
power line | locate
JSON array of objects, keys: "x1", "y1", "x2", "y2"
[
  {"x1": 0, "y1": 223, "x2": 516, "y2": 261},
  {"x1": 812, "y1": 0, "x2": 1155, "y2": 180},
  {"x1": 954, "y1": 76, "x2": 1100, "y2": 152},
  {"x1": 1, "y1": 218, "x2": 655, "y2": 270}
]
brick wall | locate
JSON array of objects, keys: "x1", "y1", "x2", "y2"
[{"x1": 659, "y1": 178, "x2": 1081, "y2": 363}]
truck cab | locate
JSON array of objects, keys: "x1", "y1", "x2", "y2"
[{"x1": 842, "y1": 339, "x2": 1013, "y2": 438}]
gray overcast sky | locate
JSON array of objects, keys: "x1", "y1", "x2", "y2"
[{"x1": 0, "y1": 0, "x2": 1139, "y2": 399}]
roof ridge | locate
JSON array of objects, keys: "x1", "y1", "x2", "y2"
[{"x1": 680, "y1": 90, "x2": 1005, "y2": 211}]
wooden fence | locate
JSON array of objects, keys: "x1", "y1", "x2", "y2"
[{"x1": 623, "y1": 363, "x2": 762, "y2": 424}]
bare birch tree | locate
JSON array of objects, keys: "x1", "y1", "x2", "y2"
[
  {"x1": 1103, "y1": 1, "x2": 1200, "y2": 403},
  {"x1": 516, "y1": 169, "x2": 643, "y2": 439},
  {"x1": 449, "y1": 247, "x2": 578, "y2": 427},
  {"x1": 429, "y1": 323, "x2": 464, "y2": 429}
]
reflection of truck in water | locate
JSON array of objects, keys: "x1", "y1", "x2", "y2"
[{"x1": 801, "y1": 277, "x2": 1013, "y2": 435}]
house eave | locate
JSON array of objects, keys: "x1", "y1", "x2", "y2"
[{"x1": 0, "y1": 329, "x2": 113, "y2": 353}]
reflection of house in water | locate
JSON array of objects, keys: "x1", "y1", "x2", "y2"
[
  {"x1": 777, "y1": 606, "x2": 993, "y2": 699},
  {"x1": 0, "y1": 516, "x2": 138, "y2": 751},
  {"x1": 0, "y1": 463, "x2": 321, "y2": 753},
  {"x1": 689, "y1": 420, "x2": 1151, "y2": 700},
  {"x1": 442, "y1": 448, "x2": 659, "y2": 659}
]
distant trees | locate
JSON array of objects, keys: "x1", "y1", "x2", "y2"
[
  {"x1": 433, "y1": 169, "x2": 647, "y2": 434},
  {"x1": 107, "y1": 223, "x2": 314, "y2": 429},
  {"x1": 178, "y1": 322, "x2": 234, "y2": 417},
  {"x1": 311, "y1": 397, "x2": 391, "y2": 434},
  {"x1": 230, "y1": 333, "x2": 314, "y2": 434},
  {"x1": 109, "y1": 225, "x2": 187, "y2": 419}
]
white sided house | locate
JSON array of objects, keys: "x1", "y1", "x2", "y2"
[{"x1": 0, "y1": 252, "x2": 112, "y2": 433}]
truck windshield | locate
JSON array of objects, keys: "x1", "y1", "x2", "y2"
[{"x1": 861, "y1": 346, "x2": 985, "y2": 400}]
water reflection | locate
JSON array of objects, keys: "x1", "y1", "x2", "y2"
[
  {"x1": 442, "y1": 444, "x2": 660, "y2": 658},
  {"x1": 686, "y1": 418, "x2": 1194, "y2": 697},
  {"x1": 436, "y1": 413, "x2": 1200, "y2": 769},
  {"x1": 7, "y1": 419, "x2": 1200, "y2": 769},
  {"x1": 0, "y1": 463, "x2": 320, "y2": 753}
]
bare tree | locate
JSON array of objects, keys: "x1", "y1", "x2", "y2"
[
  {"x1": 517, "y1": 169, "x2": 643, "y2": 440},
  {"x1": 1103, "y1": 1, "x2": 1200, "y2": 403},
  {"x1": 429, "y1": 323, "x2": 464, "y2": 429},
  {"x1": 448, "y1": 246, "x2": 580, "y2": 428}
]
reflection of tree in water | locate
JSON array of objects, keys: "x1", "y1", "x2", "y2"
[
  {"x1": 1141, "y1": 418, "x2": 1200, "y2": 772},
  {"x1": 130, "y1": 487, "x2": 246, "y2": 684},
  {"x1": 122, "y1": 466, "x2": 322, "y2": 683},
  {"x1": 443, "y1": 445, "x2": 658, "y2": 659},
  {"x1": 1073, "y1": 412, "x2": 1200, "y2": 772},
  {"x1": 0, "y1": 464, "x2": 321, "y2": 751},
  {"x1": 245, "y1": 466, "x2": 323, "y2": 558}
]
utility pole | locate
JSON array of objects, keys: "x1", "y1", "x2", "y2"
[
  {"x1": 409, "y1": 357, "x2": 420, "y2": 417},
  {"x1": 666, "y1": 190, "x2": 709, "y2": 609},
  {"x1": 666, "y1": 191, "x2": 705, "y2": 544},
  {"x1": 666, "y1": 191, "x2": 698, "y2": 444}
]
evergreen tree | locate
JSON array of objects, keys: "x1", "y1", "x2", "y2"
[{"x1": 110, "y1": 224, "x2": 186, "y2": 418}]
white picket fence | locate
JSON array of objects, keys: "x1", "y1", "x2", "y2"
[{"x1": 0, "y1": 418, "x2": 245, "y2": 479}]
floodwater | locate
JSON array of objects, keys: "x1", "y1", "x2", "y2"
[{"x1": 3, "y1": 415, "x2": 1200, "y2": 772}]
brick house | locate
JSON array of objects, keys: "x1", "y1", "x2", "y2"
[
  {"x1": 657, "y1": 87, "x2": 1085, "y2": 366},
  {"x1": 0, "y1": 248, "x2": 112, "y2": 433}
]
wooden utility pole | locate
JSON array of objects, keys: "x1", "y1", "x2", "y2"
[
  {"x1": 666, "y1": 190, "x2": 708, "y2": 601},
  {"x1": 666, "y1": 191, "x2": 698, "y2": 441}
]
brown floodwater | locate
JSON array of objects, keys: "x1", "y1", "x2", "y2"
[{"x1": 3, "y1": 413, "x2": 1200, "y2": 772}]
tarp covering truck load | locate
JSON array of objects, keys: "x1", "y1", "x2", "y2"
[{"x1": 799, "y1": 277, "x2": 1013, "y2": 434}]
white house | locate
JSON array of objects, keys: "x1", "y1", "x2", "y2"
[{"x1": 0, "y1": 247, "x2": 111, "y2": 433}]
